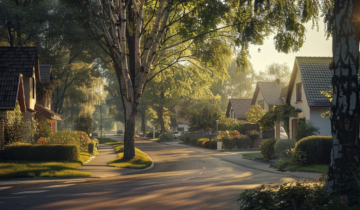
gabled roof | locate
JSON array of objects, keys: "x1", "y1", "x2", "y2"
[
  {"x1": 286, "y1": 57, "x2": 332, "y2": 107},
  {"x1": 39, "y1": 64, "x2": 52, "y2": 82},
  {"x1": 0, "y1": 62, "x2": 25, "y2": 111},
  {"x1": 0, "y1": 47, "x2": 40, "y2": 82},
  {"x1": 35, "y1": 103, "x2": 62, "y2": 120},
  {"x1": 226, "y1": 99, "x2": 252, "y2": 120},
  {"x1": 251, "y1": 82, "x2": 285, "y2": 106}
]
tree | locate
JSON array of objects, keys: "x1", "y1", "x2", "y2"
[
  {"x1": 245, "y1": 105, "x2": 266, "y2": 124},
  {"x1": 74, "y1": 114, "x2": 94, "y2": 135},
  {"x1": 324, "y1": 0, "x2": 360, "y2": 203},
  {"x1": 189, "y1": 103, "x2": 221, "y2": 141}
]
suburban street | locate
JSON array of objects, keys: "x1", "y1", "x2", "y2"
[{"x1": 0, "y1": 137, "x2": 319, "y2": 210}]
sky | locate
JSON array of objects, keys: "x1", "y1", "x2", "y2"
[{"x1": 247, "y1": 21, "x2": 333, "y2": 73}]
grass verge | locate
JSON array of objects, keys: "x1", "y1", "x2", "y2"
[
  {"x1": 242, "y1": 152, "x2": 262, "y2": 159},
  {"x1": 107, "y1": 142, "x2": 152, "y2": 169},
  {"x1": 97, "y1": 137, "x2": 117, "y2": 144},
  {"x1": 0, "y1": 153, "x2": 93, "y2": 179},
  {"x1": 288, "y1": 164, "x2": 328, "y2": 173},
  {"x1": 148, "y1": 138, "x2": 159, "y2": 142}
]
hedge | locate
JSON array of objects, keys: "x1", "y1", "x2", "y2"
[
  {"x1": 260, "y1": 138, "x2": 277, "y2": 161},
  {"x1": 88, "y1": 142, "x2": 95, "y2": 155},
  {"x1": 3, "y1": 145, "x2": 80, "y2": 162},
  {"x1": 184, "y1": 138, "x2": 217, "y2": 150},
  {"x1": 295, "y1": 136, "x2": 332, "y2": 165}
]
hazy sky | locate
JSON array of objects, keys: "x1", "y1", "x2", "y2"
[{"x1": 248, "y1": 21, "x2": 333, "y2": 73}]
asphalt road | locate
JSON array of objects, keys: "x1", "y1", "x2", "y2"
[{"x1": 0, "y1": 138, "x2": 310, "y2": 210}]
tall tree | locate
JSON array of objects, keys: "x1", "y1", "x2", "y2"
[{"x1": 324, "y1": 0, "x2": 360, "y2": 203}]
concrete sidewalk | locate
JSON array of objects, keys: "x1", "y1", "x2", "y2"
[
  {"x1": 78, "y1": 143, "x2": 144, "y2": 178},
  {"x1": 161, "y1": 141, "x2": 321, "y2": 180}
]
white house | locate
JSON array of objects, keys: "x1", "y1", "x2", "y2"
[
  {"x1": 251, "y1": 81, "x2": 287, "y2": 111},
  {"x1": 225, "y1": 99, "x2": 252, "y2": 121},
  {"x1": 286, "y1": 56, "x2": 332, "y2": 140}
]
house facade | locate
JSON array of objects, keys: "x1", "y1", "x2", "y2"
[
  {"x1": 251, "y1": 81, "x2": 285, "y2": 111},
  {"x1": 225, "y1": 99, "x2": 252, "y2": 121},
  {"x1": 286, "y1": 57, "x2": 332, "y2": 140}
]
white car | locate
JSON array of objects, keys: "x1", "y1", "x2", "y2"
[{"x1": 173, "y1": 131, "x2": 182, "y2": 139}]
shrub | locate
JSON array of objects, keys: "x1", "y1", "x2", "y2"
[
  {"x1": 74, "y1": 114, "x2": 93, "y2": 135},
  {"x1": 296, "y1": 120, "x2": 319, "y2": 141},
  {"x1": 209, "y1": 140, "x2": 217, "y2": 149},
  {"x1": 4, "y1": 105, "x2": 33, "y2": 144},
  {"x1": 274, "y1": 158, "x2": 292, "y2": 170},
  {"x1": 248, "y1": 130, "x2": 260, "y2": 140},
  {"x1": 218, "y1": 117, "x2": 245, "y2": 133},
  {"x1": 274, "y1": 139, "x2": 295, "y2": 154},
  {"x1": 47, "y1": 130, "x2": 88, "y2": 151},
  {"x1": 75, "y1": 131, "x2": 91, "y2": 152},
  {"x1": 190, "y1": 138, "x2": 198, "y2": 146},
  {"x1": 184, "y1": 134, "x2": 191, "y2": 144},
  {"x1": 88, "y1": 142, "x2": 95, "y2": 155},
  {"x1": 234, "y1": 135, "x2": 252, "y2": 148},
  {"x1": 37, "y1": 122, "x2": 52, "y2": 138},
  {"x1": 158, "y1": 130, "x2": 175, "y2": 142},
  {"x1": 222, "y1": 137, "x2": 236, "y2": 150},
  {"x1": 146, "y1": 130, "x2": 161, "y2": 138},
  {"x1": 295, "y1": 136, "x2": 332, "y2": 165},
  {"x1": 260, "y1": 138, "x2": 277, "y2": 161},
  {"x1": 3, "y1": 145, "x2": 80, "y2": 161},
  {"x1": 289, "y1": 148, "x2": 307, "y2": 166}
]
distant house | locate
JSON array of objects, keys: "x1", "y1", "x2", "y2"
[
  {"x1": 251, "y1": 81, "x2": 286, "y2": 111},
  {"x1": 34, "y1": 64, "x2": 61, "y2": 134},
  {"x1": 286, "y1": 57, "x2": 332, "y2": 140},
  {"x1": 0, "y1": 47, "x2": 40, "y2": 121},
  {"x1": 225, "y1": 99, "x2": 252, "y2": 121},
  {"x1": 170, "y1": 105, "x2": 190, "y2": 132}
]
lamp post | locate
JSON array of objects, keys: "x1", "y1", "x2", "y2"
[
  {"x1": 215, "y1": 119, "x2": 221, "y2": 150},
  {"x1": 100, "y1": 97, "x2": 113, "y2": 138}
]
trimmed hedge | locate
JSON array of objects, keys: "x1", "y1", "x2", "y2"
[
  {"x1": 88, "y1": 142, "x2": 95, "y2": 155},
  {"x1": 260, "y1": 138, "x2": 277, "y2": 161},
  {"x1": 223, "y1": 137, "x2": 236, "y2": 150},
  {"x1": 184, "y1": 138, "x2": 217, "y2": 150},
  {"x1": 274, "y1": 139, "x2": 295, "y2": 154},
  {"x1": 235, "y1": 135, "x2": 252, "y2": 148},
  {"x1": 295, "y1": 136, "x2": 332, "y2": 165},
  {"x1": 3, "y1": 145, "x2": 80, "y2": 162}
]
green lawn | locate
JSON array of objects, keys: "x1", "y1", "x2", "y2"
[
  {"x1": 242, "y1": 152, "x2": 262, "y2": 159},
  {"x1": 0, "y1": 153, "x2": 93, "y2": 179},
  {"x1": 288, "y1": 164, "x2": 328, "y2": 173},
  {"x1": 97, "y1": 137, "x2": 117, "y2": 144},
  {"x1": 148, "y1": 138, "x2": 159, "y2": 141},
  {"x1": 107, "y1": 142, "x2": 152, "y2": 169}
]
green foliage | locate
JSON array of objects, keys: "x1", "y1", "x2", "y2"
[
  {"x1": 74, "y1": 114, "x2": 93, "y2": 135},
  {"x1": 260, "y1": 138, "x2": 277, "y2": 161},
  {"x1": 3, "y1": 145, "x2": 80, "y2": 162},
  {"x1": 158, "y1": 130, "x2": 175, "y2": 142},
  {"x1": 289, "y1": 148, "x2": 307, "y2": 166},
  {"x1": 248, "y1": 130, "x2": 260, "y2": 140},
  {"x1": 88, "y1": 142, "x2": 95, "y2": 155},
  {"x1": 274, "y1": 158, "x2": 292, "y2": 171},
  {"x1": 38, "y1": 122, "x2": 52, "y2": 138},
  {"x1": 189, "y1": 103, "x2": 221, "y2": 140},
  {"x1": 218, "y1": 116, "x2": 245, "y2": 133},
  {"x1": 184, "y1": 134, "x2": 191, "y2": 144},
  {"x1": 296, "y1": 120, "x2": 320, "y2": 141},
  {"x1": 146, "y1": 130, "x2": 161, "y2": 138},
  {"x1": 245, "y1": 105, "x2": 266, "y2": 124},
  {"x1": 47, "y1": 130, "x2": 84, "y2": 151},
  {"x1": 274, "y1": 139, "x2": 295, "y2": 154},
  {"x1": 295, "y1": 136, "x2": 332, "y2": 165},
  {"x1": 222, "y1": 137, "x2": 236, "y2": 150},
  {"x1": 235, "y1": 135, "x2": 252, "y2": 148}
]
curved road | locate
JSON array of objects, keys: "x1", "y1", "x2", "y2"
[{"x1": 0, "y1": 138, "x2": 317, "y2": 210}]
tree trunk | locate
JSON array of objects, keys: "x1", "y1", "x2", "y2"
[
  {"x1": 325, "y1": 0, "x2": 360, "y2": 204},
  {"x1": 123, "y1": 104, "x2": 137, "y2": 161},
  {"x1": 157, "y1": 105, "x2": 165, "y2": 133}
]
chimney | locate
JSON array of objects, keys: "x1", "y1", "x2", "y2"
[{"x1": 275, "y1": 78, "x2": 280, "y2": 85}]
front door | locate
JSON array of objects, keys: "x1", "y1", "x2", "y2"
[{"x1": 292, "y1": 119, "x2": 298, "y2": 140}]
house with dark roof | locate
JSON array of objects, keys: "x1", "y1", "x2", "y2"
[
  {"x1": 251, "y1": 81, "x2": 285, "y2": 111},
  {"x1": 34, "y1": 64, "x2": 61, "y2": 134},
  {"x1": 170, "y1": 105, "x2": 190, "y2": 132},
  {"x1": 0, "y1": 47, "x2": 40, "y2": 121},
  {"x1": 286, "y1": 57, "x2": 332, "y2": 140},
  {"x1": 225, "y1": 99, "x2": 252, "y2": 121}
]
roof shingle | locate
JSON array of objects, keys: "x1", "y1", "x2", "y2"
[
  {"x1": 0, "y1": 47, "x2": 38, "y2": 78},
  {"x1": 0, "y1": 62, "x2": 20, "y2": 108},
  {"x1": 39, "y1": 64, "x2": 52, "y2": 82},
  {"x1": 226, "y1": 99, "x2": 252, "y2": 120}
]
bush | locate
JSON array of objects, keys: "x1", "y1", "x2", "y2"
[
  {"x1": 146, "y1": 130, "x2": 161, "y2": 138},
  {"x1": 37, "y1": 122, "x2": 52, "y2": 138},
  {"x1": 74, "y1": 114, "x2": 93, "y2": 135},
  {"x1": 184, "y1": 134, "x2": 191, "y2": 144},
  {"x1": 248, "y1": 130, "x2": 260, "y2": 140},
  {"x1": 196, "y1": 138, "x2": 208, "y2": 147},
  {"x1": 274, "y1": 158, "x2": 292, "y2": 170},
  {"x1": 190, "y1": 138, "x2": 198, "y2": 146},
  {"x1": 274, "y1": 139, "x2": 295, "y2": 154},
  {"x1": 75, "y1": 131, "x2": 91, "y2": 152},
  {"x1": 3, "y1": 145, "x2": 80, "y2": 161},
  {"x1": 222, "y1": 137, "x2": 236, "y2": 150},
  {"x1": 218, "y1": 117, "x2": 245, "y2": 133},
  {"x1": 295, "y1": 136, "x2": 332, "y2": 165},
  {"x1": 234, "y1": 135, "x2": 252, "y2": 148},
  {"x1": 260, "y1": 138, "x2": 277, "y2": 161},
  {"x1": 158, "y1": 130, "x2": 175, "y2": 142},
  {"x1": 296, "y1": 120, "x2": 319, "y2": 141},
  {"x1": 47, "y1": 130, "x2": 90, "y2": 152},
  {"x1": 88, "y1": 142, "x2": 95, "y2": 155},
  {"x1": 209, "y1": 140, "x2": 217, "y2": 149}
]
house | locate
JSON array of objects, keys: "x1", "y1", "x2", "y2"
[
  {"x1": 170, "y1": 105, "x2": 190, "y2": 132},
  {"x1": 34, "y1": 64, "x2": 61, "y2": 134},
  {"x1": 0, "y1": 47, "x2": 40, "y2": 121},
  {"x1": 286, "y1": 57, "x2": 332, "y2": 140},
  {"x1": 225, "y1": 99, "x2": 252, "y2": 121},
  {"x1": 251, "y1": 80, "x2": 285, "y2": 111}
]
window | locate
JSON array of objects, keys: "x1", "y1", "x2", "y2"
[
  {"x1": 258, "y1": 100, "x2": 264, "y2": 109},
  {"x1": 296, "y1": 83, "x2": 302, "y2": 101},
  {"x1": 31, "y1": 77, "x2": 35, "y2": 99}
]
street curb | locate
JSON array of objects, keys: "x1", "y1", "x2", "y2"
[{"x1": 121, "y1": 153, "x2": 155, "y2": 175}]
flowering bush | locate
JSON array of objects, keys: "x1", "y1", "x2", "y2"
[
  {"x1": 75, "y1": 131, "x2": 91, "y2": 152},
  {"x1": 37, "y1": 137, "x2": 47, "y2": 145}
]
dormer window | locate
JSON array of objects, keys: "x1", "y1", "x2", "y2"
[{"x1": 296, "y1": 83, "x2": 302, "y2": 101}]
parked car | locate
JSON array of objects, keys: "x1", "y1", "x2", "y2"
[
  {"x1": 117, "y1": 130, "x2": 124, "y2": 134},
  {"x1": 91, "y1": 132, "x2": 98, "y2": 138},
  {"x1": 173, "y1": 131, "x2": 182, "y2": 139}
]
